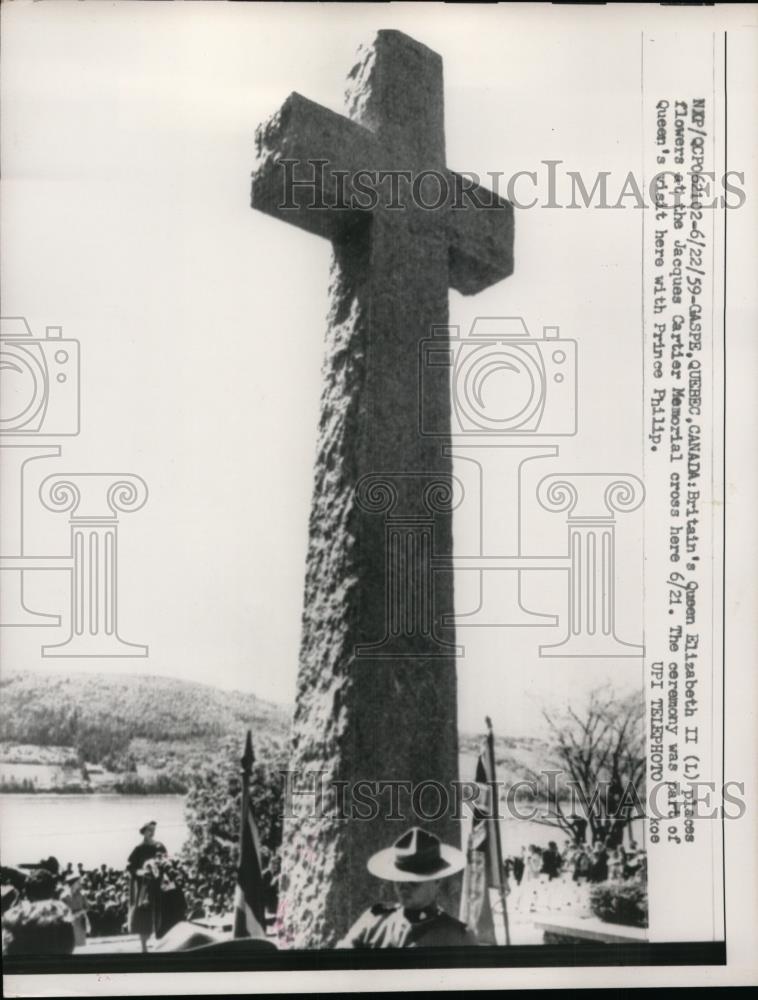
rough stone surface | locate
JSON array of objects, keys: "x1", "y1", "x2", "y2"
[{"x1": 251, "y1": 30, "x2": 514, "y2": 947}]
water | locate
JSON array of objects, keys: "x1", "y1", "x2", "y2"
[
  {"x1": 0, "y1": 794, "x2": 188, "y2": 870},
  {"x1": 0, "y1": 792, "x2": 644, "y2": 872}
]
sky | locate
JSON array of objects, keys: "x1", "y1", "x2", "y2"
[{"x1": 0, "y1": 1, "x2": 653, "y2": 735}]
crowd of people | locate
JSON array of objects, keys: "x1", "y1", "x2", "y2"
[
  {"x1": 503, "y1": 837, "x2": 646, "y2": 915},
  {"x1": 1, "y1": 822, "x2": 281, "y2": 956},
  {"x1": 2, "y1": 822, "x2": 644, "y2": 954}
]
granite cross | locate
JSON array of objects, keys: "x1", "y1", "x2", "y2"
[{"x1": 251, "y1": 30, "x2": 513, "y2": 947}]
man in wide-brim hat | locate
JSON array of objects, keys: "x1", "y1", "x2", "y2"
[{"x1": 336, "y1": 827, "x2": 478, "y2": 948}]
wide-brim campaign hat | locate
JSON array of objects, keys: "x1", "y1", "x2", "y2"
[{"x1": 367, "y1": 827, "x2": 466, "y2": 883}]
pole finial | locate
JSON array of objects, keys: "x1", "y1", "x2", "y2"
[
  {"x1": 241, "y1": 729, "x2": 255, "y2": 774},
  {"x1": 485, "y1": 715, "x2": 493, "y2": 733}
]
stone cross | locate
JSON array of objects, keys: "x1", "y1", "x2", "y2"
[{"x1": 251, "y1": 30, "x2": 513, "y2": 947}]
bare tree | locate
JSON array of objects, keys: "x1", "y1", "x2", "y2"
[{"x1": 528, "y1": 687, "x2": 646, "y2": 847}]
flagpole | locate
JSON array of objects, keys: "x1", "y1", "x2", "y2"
[
  {"x1": 485, "y1": 716, "x2": 511, "y2": 946},
  {"x1": 240, "y1": 729, "x2": 254, "y2": 843},
  {"x1": 234, "y1": 729, "x2": 255, "y2": 938}
]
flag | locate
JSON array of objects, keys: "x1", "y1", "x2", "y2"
[
  {"x1": 233, "y1": 735, "x2": 267, "y2": 940},
  {"x1": 233, "y1": 795, "x2": 266, "y2": 939},
  {"x1": 460, "y1": 813, "x2": 497, "y2": 944},
  {"x1": 459, "y1": 722, "x2": 509, "y2": 944},
  {"x1": 472, "y1": 741, "x2": 504, "y2": 890}
]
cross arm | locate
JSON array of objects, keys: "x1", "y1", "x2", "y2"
[
  {"x1": 252, "y1": 92, "x2": 378, "y2": 241},
  {"x1": 447, "y1": 174, "x2": 514, "y2": 295}
]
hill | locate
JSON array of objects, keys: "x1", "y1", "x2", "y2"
[
  {"x1": 0, "y1": 669, "x2": 291, "y2": 778},
  {"x1": 0, "y1": 669, "x2": 553, "y2": 794}
]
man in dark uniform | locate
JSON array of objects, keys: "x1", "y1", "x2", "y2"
[{"x1": 336, "y1": 827, "x2": 478, "y2": 948}]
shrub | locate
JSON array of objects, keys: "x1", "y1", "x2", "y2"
[{"x1": 589, "y1": 879, "x2": 648, "y2": 928}]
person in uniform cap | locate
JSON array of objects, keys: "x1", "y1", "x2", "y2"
[{"x1": 336, "y1": 827, "x2": 478, "y2": 948}]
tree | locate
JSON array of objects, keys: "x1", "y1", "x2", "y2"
[
  {"x1": 529, "y1": 687, "x2": 646, "y2": 847},
  {"x1": 180, "y1": 733, "x2": 287, "y2": 910}
]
